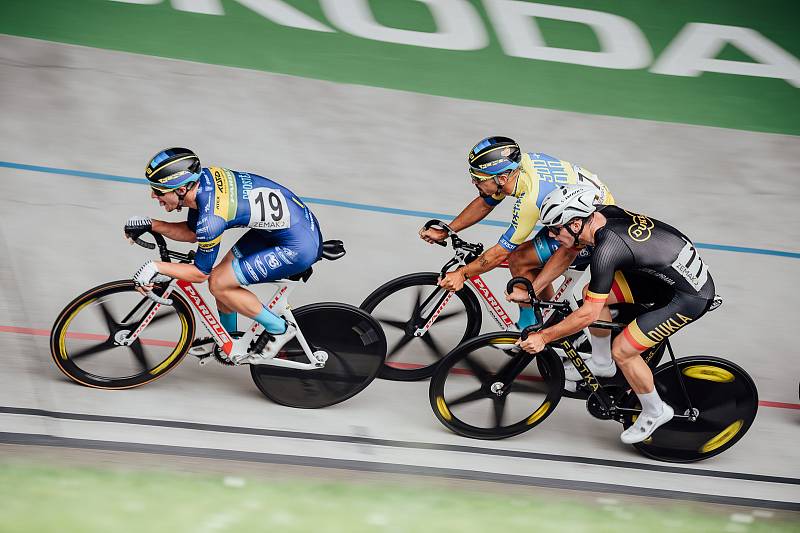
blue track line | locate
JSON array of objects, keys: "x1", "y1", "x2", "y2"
[{"x1": 2, "y1": 160, "x2": 798, "y2": 259}]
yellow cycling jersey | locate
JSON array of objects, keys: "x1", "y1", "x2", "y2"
[{"x1": 485, "y1": 152, "x2": 615, "y2": 251}]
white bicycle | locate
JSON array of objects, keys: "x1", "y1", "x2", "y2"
[{"x1": 50, "y1": 231, "x2": 387, "y2": 408}]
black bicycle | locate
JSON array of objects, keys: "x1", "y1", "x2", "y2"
[
  {"x1": 429, "y1": 277, "x2": 758, "y2": 463},
  {"x1": 50, "y1": 232, "x2": 387, "y2": 408}
]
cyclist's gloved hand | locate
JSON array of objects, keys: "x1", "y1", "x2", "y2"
[
  {"x1": 133, "y1": 260, "x2": 160, "y2": 289},
  {"x1": 124, "y1": 216, "x2": 152, "y2": 243}
]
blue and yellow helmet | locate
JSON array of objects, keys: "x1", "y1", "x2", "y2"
[
  {"x1": 145, "y1": 147, "x2": 202, "y2": 192},
  {"x1": 468, "y1": 136, "x2": 521, "y2": 181}
]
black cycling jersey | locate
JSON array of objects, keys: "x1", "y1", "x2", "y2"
[
  {"x1": 584, "y1": 205, "x2": 715, "y2": 351},
  {"x1": 586, "y1": 205, "x2": 714, "y2": 302}
]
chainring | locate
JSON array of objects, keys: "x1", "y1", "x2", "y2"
[{"x1": 585, "y1": 386, "x2": 626, "y2": 420}]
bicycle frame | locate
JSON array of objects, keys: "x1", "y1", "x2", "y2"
[
  {"x1": 124, "y1": 279, "x2": 325, "y2": 370},
  {"x1": 416, "y1": 255, "x2": 594, "y2": 349}
]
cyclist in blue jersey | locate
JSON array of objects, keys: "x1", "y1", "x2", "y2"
[{"x1": 124, "y1": 148, "x2": 323, "y2": 360}]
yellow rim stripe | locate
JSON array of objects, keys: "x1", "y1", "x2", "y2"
[
  {"x1": 526, "y1": 401, "x2": 550, "y2": 425},
  {"x1": 150, "y1": 312, "x2": 189, "y2": 375},
  {"x1": 59, "y1": 298, "x2": 97, "y2": 359},
  {"x1": 682, "y1": 365, "x2": 735, "y2": 383},
  {"x1": 436, "y1": 396, "x2": 452, "y2": 421},
  {"x1": 490, "y1": 337, "x2": 519, "y2": 345},
  {"x1": 700, "y1": 419, "x2": 744, "y2": 453}
]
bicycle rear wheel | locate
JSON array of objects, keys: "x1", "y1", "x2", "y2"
[
  {"x1": 360, "y1": 272, "x2": 482, "y2": 381},
  {"x1": 621, "y1": 356, "x2": 758, "y2": 462},
  {"x1": 429, "y1": 332, "x2": 564, "y2": 440},
  {"x1": 50, "y1": 280, "x2": 195, "y2": 389},
  {"x1": 250, "y1": 303, "x2": 386, "y2": 408}
]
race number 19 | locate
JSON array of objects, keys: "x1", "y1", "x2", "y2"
[{"x1": 248, "y1": 188, "x2": 290, "y2": 229}]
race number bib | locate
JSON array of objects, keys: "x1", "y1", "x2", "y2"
[
  {"x1": 672, "y1": 241, "x2": 708, "y2": 291},
  {"x1": 247, "y1": 188, "x2": 290, "y2": 230}
]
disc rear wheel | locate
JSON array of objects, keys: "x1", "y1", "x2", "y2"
[
  {"x1": 621, "y1": 356, "x2": 758, "y2": 462},
  {"x1": 250, "y1": 303, "x2": 386, "y2": 408}
]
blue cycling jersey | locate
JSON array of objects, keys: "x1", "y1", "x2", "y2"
[{"x1": 186, "y1": 167, "x2": 319, "y2": 275}]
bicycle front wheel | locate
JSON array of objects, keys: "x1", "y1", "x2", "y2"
[
  {"x1": 250, "y1": 303, "x2": 386, "y2": 408},
  {"x1": 360, "y1": 272, "x2": 482, "y2": 381},
  {"x1": 430, "y1": 332, "x2": 564, "y2": 440},
  {"x1": 622, "y1": 356, "x2": 759, "y2": 463},
  {"x1": 50, "y1": 280, "x2": 195, "y2": 389}
]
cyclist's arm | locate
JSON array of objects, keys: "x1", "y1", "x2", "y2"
[
  {"x1": 532, "y1": 246, "x2": 581, "y2": 296},
  {"x1": 154, "y1": 261, "x2": 208, "y2": 283},
  {"x1": 458, "y1": 243, "x2": 509, "y2": 278},
  {"x1": 448, "y1": 196, "x2": 496, "y2": 232},
  {"x1": 539, "y1": 232, "x2": 631, "y2": 344},
  {"x1": 151, "y1": 220, "x2": 197, "y2": 243},
  {"x1": 538, "y1": 298, "x2": 605, "y2": 345}
]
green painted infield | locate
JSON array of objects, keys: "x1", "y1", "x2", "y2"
[{"x1": 0, "y1": 462, "x2": 793, "y2": 533}]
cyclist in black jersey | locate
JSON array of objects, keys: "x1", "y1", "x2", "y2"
[{"x1": 518, "y1": 185, "x2": 715, "y2": 444}]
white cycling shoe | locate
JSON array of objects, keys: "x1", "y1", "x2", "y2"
[
  {"x1": 620, "y1": 404, "x2": 674, "y2": 444},
  {"x1": 246, "y1": 322, "x2": 298, "y2": 362},
  {"x1": 564, "y1": 358, "x2": 617, "y2": 381}
]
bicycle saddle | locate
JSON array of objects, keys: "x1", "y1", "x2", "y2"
[{"x1": 322, "y1": 240, "x2": 346, "y2": 260}]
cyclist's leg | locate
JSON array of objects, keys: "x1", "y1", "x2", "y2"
[
  {"x1": 226, "y1": 226, "x2": 322, "y2": 334},
  {"x1": 507, "y1": 229, "x2": 553, "y2": 328},
  {"x1": 208, "y1": 249, "x2": 277, "y2": 330},
  {"x1": 189, "y1": 252, "x2": 240, "y2": 355},
  {"x1": 578, "y1": 271, "x2": 636, "y2": 372},
  {"x1": 212, "y1": 252, "x2": 239, "y2": 332},
  {"x1": 614, "y1": 275, "x2": 715, "y2": 443}
]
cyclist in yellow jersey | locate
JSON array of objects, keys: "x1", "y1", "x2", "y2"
[{"x1": 420, "y1": 136, "x2": 614, "y2": 315}]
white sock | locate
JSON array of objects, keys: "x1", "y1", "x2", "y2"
[
  {"x1": 590, "y1": 331, "x2": 613, "y2": 368},
  {"x1": 637, "y1": 390, "x2": 664, "y2": 417}
]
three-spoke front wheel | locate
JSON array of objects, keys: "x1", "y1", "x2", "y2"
[
  {"x1": 50, "y1": 280, "x2": 195, "y2": 389},
  {"x1": 429, "y1": 332, "x2": 564, "y2": 440},
  {"x1": 360, "y1": 272, "x2": 482, "y2": 381}
]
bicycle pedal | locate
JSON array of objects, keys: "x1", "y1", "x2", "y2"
[{"x1": 312, "y1": 350, "x2": 328, "y2": 365}]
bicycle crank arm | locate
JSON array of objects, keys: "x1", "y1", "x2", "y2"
[
  {"x1": 616, "y1": 407, "x2": 700, "y2": 422},
  {"x1": 247, "y1": 357, "x2": 325, "y2": 370}
]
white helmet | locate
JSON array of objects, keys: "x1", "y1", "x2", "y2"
[{"x1": 539, "y1": 185, "x2": 599, "y2": 227}]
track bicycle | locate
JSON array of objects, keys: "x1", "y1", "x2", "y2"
[
  {"x1": 429, "y1": 277, "x2": 758, "y2": 463},
  {"x1": 50, "y1": 232, "x2": 387, "y2": 408},
  {"x1": 361, "y1": 219, "x2": 650, "y2": 382},
  {"x1": 361, "y1": 219, "x2": 520, "y2": 381}
]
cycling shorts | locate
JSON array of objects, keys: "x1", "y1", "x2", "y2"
[
  {"x1": 231, "y1": 223, "x2": 322, "y2": 285},
  {"x1": 613, "y1": 271, "x2": 716, "y2": 351}
]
